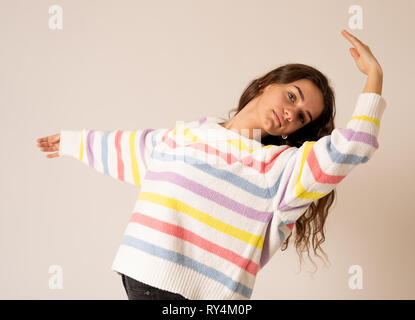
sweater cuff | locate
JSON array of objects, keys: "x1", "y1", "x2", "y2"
[
  {"x1": 352, "y1": 92, "x2": 387, "y2": 123},
  {"x1": 60, "y1": 130, "x2": 83, "y2": 158}
]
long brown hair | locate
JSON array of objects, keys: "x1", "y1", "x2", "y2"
[{"x1": 224, "y1": 63, "x2": 337, "y2": 273}]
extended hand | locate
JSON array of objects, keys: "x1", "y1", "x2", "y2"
[
  {"x1": 36, "y1": 133, "x2": 60, "y2": 158},
  {"x1": 341, "y1": 29, "x2": 383, "y2": 75}
]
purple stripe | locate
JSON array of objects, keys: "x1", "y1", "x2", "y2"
[
  {"x1": 86, "y1": 130, "x2": 95, "y2": 167},
  {"x1": 338, "y1": 128, "x2": 379, "y2": 148},
  {"x1": 146, "y1": 170, "x2": 273, "y2": 223},
  {"x1": 139, "y1": 129, "x2": 155, "y2": 170},
  {"x1": 259, "y1": 221, "x2": 272, "y2": 267},
  {"x1": 198, "y1": 117, "x2": 207, "y2": 124}
]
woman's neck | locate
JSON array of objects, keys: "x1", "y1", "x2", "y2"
[{"x1": 218, "y1": 118, "x2": 265, "y2": 141}]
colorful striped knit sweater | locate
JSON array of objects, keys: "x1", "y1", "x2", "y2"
[{"x1": 59, "y1": 92, "x2": 387, "y2": 300}]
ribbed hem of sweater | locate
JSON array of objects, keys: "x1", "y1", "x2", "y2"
[
  {"x1": 59, "y1": 129, "x2": 83, "y2": 158},
  {"x1": 111, "y1": 244, "x2": 250, "y2": 300},
  {"x1": 353, "y1": 92, "x2": 387, "y2": 121}
]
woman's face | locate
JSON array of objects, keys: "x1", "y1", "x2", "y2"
[{"x1": 255, "y1": 79, "x2": 325, "y2": 138}]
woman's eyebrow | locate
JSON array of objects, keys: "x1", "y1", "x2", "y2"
[
  {"x1": 294, "y1": 85, "x2": 304, "y2": 102},
  {"x1": 294, "y1": 85, "x2": 313, "y2": 122}
]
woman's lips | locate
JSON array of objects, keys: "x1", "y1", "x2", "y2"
[{"x1": 272, "y1": 110, "x2": 281, "y2": 127}]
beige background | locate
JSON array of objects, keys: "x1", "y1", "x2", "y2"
[{"x1": 0, "y1": 0, "x2": 414, "y2": 299}]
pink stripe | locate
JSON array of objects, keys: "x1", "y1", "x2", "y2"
[
  {"x1": 307, "y1": 147, "x2": 346, "y2": 184},
  {"x1": 115, "y1": 130, "x2": 124, "y2": 182},
  {"x1": 161, "y1": 131, "x2": 291, "y2": 174},
  {"x1": 264, "y1": 146, "x2": 292, "y2": 173},
  {"x1": 130, "y1": 212, "x2": 258, "y2": 276}
]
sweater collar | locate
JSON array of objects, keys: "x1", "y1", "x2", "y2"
[{"x1": 200, "y1": 116, "x2": 264, "y2": 148}]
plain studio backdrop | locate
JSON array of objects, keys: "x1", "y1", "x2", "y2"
[{"x1": 0, "y1": 0, "x2": 414, "y2": 299}]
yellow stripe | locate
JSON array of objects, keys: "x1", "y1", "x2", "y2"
[
  {"x1": 350, "y1": 115, "x2": 380, "y2": 128},
  {"x1": 79, "y1": 130, "x2": 84, "y2": 161},
  {"x1": 129, "y1": 131, "x2": 141, "y2": 187},
  {"x1": 182, "y1": 127, "x2": 199, "y2": 143},
  {"x1": 295, "y1": 181, "x2": 327, "y2": 200},
  {"x1": 227, "y1": 139, "x2": 255, "y2": 153},
  {"x1": 174, "y1": 125, "x2": 206, "y2": 145},
  {"x1": 138, "y1": 191, "x2": 264, "y2": 249},
  {"x1": 295, "y1": 141, "x2": 327, "y2": 200}
]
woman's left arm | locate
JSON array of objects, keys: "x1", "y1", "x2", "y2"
[
  {"x1": 266, "y1": 30, "x2": 388, "y2": 222},
  {"x1": 363, "y1": 69, "x2": 383, "y2": 95},
  {"x1": 342, "y1": 29, "x2": 384, "y2": 95}
]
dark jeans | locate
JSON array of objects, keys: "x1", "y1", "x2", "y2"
[{"x1": 121, "y1": 273, "x2": 189, "y2": 300}]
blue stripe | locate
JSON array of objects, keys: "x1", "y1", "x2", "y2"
[
  {"x1": 267, "y1": 149, "x2": 298, "y2": 199},
  {"x1": 122, "y1": 235, "x2": 252, "y2": 299},
  {"x1": 102, "y1": 131, "x2": 110, "y2": 175},
  {"x1": 326, "y1": 138, "x2": 369, "y2": 164},
  {"x1": 152, "y1": 149, "x2": 271, "y2": 199}
]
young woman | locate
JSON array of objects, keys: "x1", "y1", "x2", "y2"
[{"x1": 36, "y1": 30, "x2": 386, "y2": 300}]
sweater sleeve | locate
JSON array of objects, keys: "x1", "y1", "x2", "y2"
[
  {"x1": 59, "y1": 128, "x2": 167, "y2": 187},
  {"x1": 259, "y1": 92, "x2": 387, "y2": 269},
  {"x1": 275, "y1": 92, "x2": 386, "y2": 217}
]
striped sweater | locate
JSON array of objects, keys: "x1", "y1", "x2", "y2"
[{"x1": 59, "y1": 92, "x2": 387, "y2": 300}]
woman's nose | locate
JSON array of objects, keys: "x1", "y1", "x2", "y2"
[
  {"x1": 283, "y1": 107, "x2": 294, "y2": 121},
  {"x1": 283, "y1": 106, "x2": 299, "y2": 122}
]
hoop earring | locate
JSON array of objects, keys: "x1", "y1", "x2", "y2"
[{"x1": 282, "y1": 135, "x2": 288, "y2": 139}]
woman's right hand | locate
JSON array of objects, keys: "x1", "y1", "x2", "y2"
[
  {"x1": 36, "y1": 133, "x2": 60, "y2": 158},
  {"x1": 341, "y1": 29, "x2": 383, "y2": 75}
]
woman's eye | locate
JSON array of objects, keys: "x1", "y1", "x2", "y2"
[{"x1": 288, "y1": 92, "x2": 305, "y2": 124}]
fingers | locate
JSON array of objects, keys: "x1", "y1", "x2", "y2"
[
  {"x1": 349, "y1": 47, "x2": 360, "y2": 59},
  {"x1": 46, "y1": 152, "x2": 60, "y2": 159},
  {"x1": 38, "y1": 145, "x2": 59, "y2": 152},
  {"x1": 341, "y1": 29, "x2": 366, "y2": 49},
  {"x1": 36, "y1": 133, "x2": 60, "y2": 159},
  {"x1": 37, "y1": 139, "x2": 59, "y2": 151},
  {"x1": 37, "y1": 141, "x2": 58, "y2": 147},
  {"x1": 36, "y1": 133, "x2": 60, "y2": 143}
]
